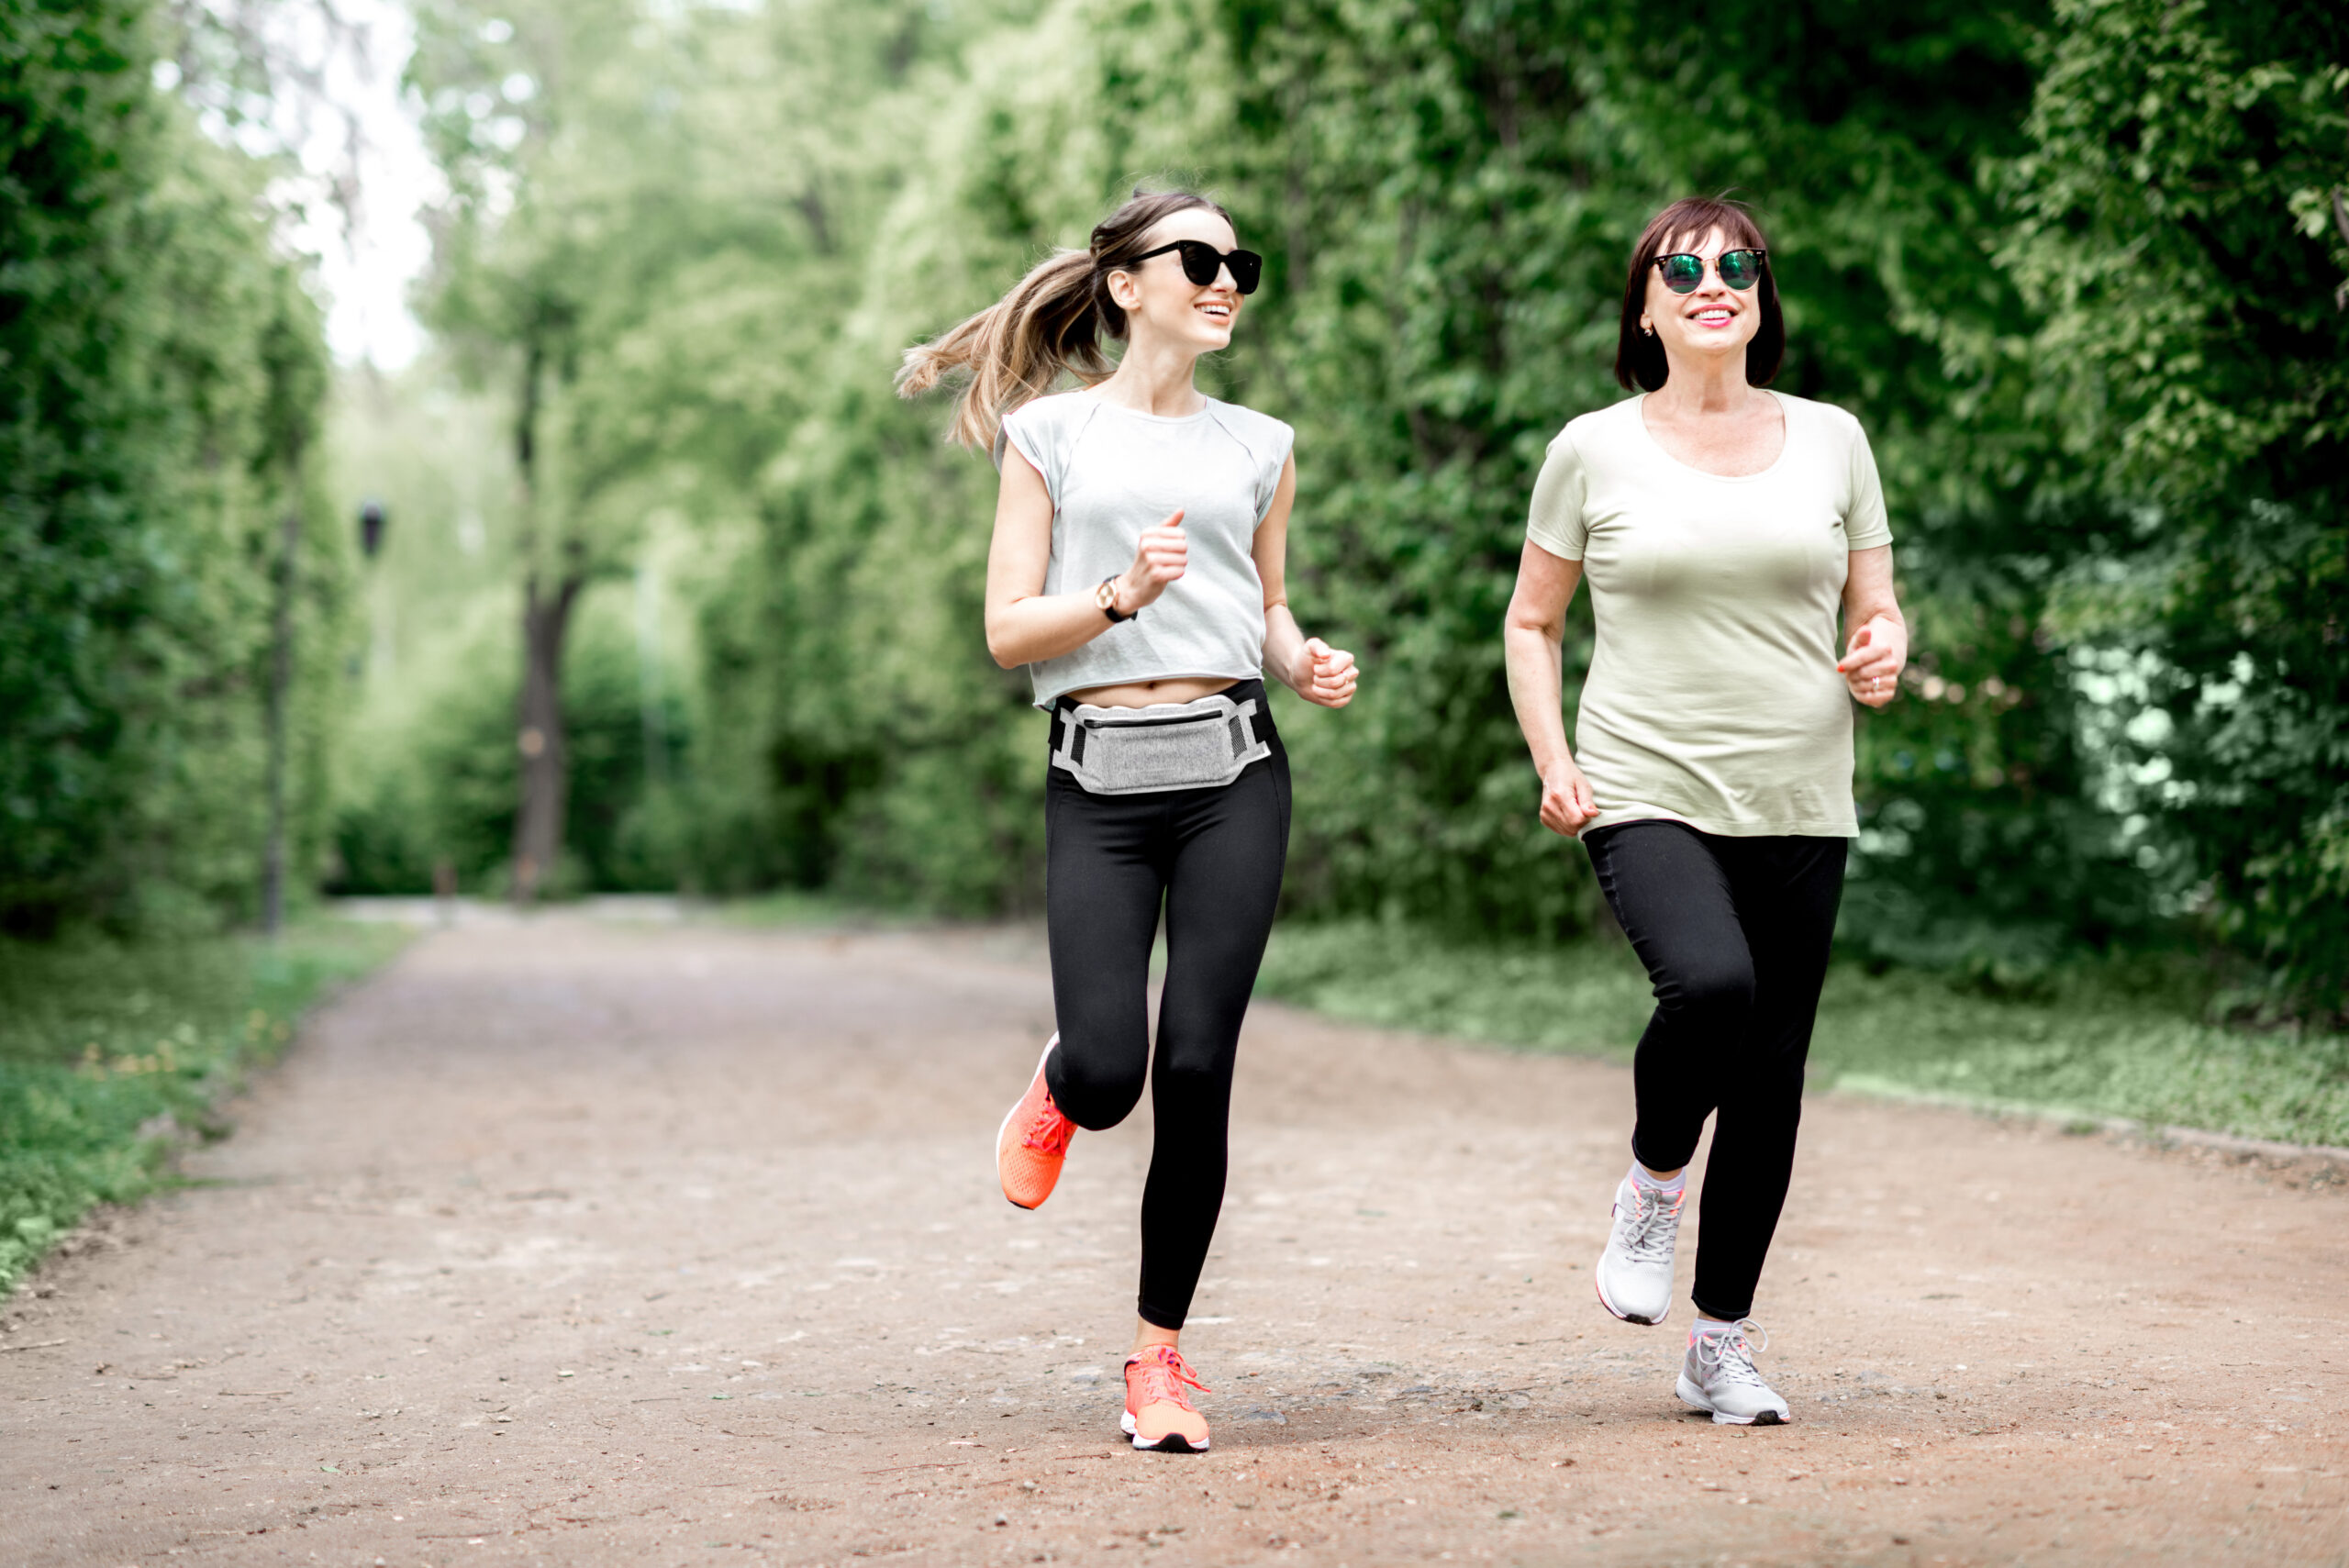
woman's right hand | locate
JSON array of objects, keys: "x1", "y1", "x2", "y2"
[
  {"x1": 1116, "y1": 510, "x2": 1187, "y2": 612},
  {"x1": 1538, "y1": 755, "x2": 1598, "y2": 838}
]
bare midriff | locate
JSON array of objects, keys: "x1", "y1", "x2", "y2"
[{"x1": 1065, "y1": 675, "x2": 1237, "y2": 709}]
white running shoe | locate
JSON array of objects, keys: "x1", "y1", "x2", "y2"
[
  {"x1": 1677, "y1": 1319, "x2": 1791, "y2": 1426},
  {"x1": 1594, "y1": 1174, "x2": 1682, "y2": 1325}
]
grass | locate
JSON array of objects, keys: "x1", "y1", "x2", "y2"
[
  {"x1": 716, "y1": 889, "x2": 868, "y2": 927},
  {"x1": 1256, "y1": 921, "x2": 2349, "y2": 1151},
  {"x1": 0, "y1": 918, "x2": 409, "y2": 1294}
]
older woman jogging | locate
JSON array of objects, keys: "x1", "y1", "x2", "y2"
[{"x1": 1502, "y1": 196, "x2": 1908, "y2": 1425}]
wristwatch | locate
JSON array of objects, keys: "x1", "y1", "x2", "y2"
[{"x1": 1096, "y1": 575, "x2": 1136, "y2": 624}]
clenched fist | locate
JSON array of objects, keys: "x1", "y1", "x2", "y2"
[
  {"x1": 1539, "y1": 756, "x2": 1598, "y2": 837},
  {"x1": 1293, "y1": 637, "x2": 1358, "y2": 709},
  {"x1": 1109, "y1": 510, "x2": 1188, "y2": 616}
]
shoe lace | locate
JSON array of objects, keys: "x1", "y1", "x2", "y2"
[
  {"x1": 1697, "y1": 1319, "x2": 1771, "y2": 1389},
  {"x1": 1023, "y1": 1097, "x2": 1074, "y2": 1157},
  {"x1": 1128, "y1": 1347, "x2": 1210, "y2": 1409},
  {"x1": 1620, "y1": 1184, "x2": 1683, "y2": 1264}
]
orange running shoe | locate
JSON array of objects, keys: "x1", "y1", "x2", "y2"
[
  {"x1": 1121, "y1": 1345, "x2": 1210, "y2": 1452},
  {"x1": 996, "y1": 1035, "x2": 1076, "y2": 1210}
]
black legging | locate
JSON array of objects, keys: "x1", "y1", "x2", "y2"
[
  {"x1": 1583, "y1": 821, "x2": 1846, "y2": 1322},
  {"x1": 1041, "y1": 681, "x2": 1290, "y2": 1330}
]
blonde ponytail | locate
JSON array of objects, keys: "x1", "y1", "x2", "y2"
[
  {"x1": 896, "y1": 249, "x2": 1108, "y2": 451},
  {"x1": 896, "y1": 188, "x2": 1232, "y2": 452}
]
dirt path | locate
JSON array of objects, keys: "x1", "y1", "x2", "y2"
[{"x1": 3, "y1": 917, "x2": 2343, "y2": 1568}]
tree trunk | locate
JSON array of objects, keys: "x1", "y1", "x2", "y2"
[
  {"x1": 260, "y1": 507, "x2": 300, "y2": 935},
  {"x1": 511, "y1": 570, "x2": 581, "y2": 904}
]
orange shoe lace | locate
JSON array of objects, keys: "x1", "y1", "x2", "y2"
[
  {"x1": 1128, "y1": 1346, "x2": 1210, "y2": 1410},
  {"x1": 1023, "y1": 1100, "x2": 1075, "y2": 1157}
]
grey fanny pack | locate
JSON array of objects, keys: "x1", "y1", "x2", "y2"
[{"x1": 1052, "y1": 691, "x2": 1271, "y2": 795}]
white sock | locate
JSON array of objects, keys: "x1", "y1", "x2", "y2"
[
  {"x1": 1629, "y1": 1162, "x2": 1685, "y2": 1195},
  {"x1": 1692, "y1": 1316, "x2": 1739, "y2": 1339}
]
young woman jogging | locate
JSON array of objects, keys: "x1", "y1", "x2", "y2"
[
  {"x1": 1502, "y1": 196, "x2": 1907, "y2": 1425},
  {"x1": 898, "y1": 189, "x2": 1357, "y2": 1453}
]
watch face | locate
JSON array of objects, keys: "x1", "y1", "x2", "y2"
[{"x1": 1096, "y1": 580, "x2": 1116, "y2": 609}]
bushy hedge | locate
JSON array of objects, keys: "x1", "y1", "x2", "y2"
[{"x1": 0, "y1": 0, "x2": 345, "y2": 936}]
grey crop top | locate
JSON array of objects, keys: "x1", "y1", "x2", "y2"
[{"x1": 998, "y1": 390, "x2": 1295, "y2": 707}]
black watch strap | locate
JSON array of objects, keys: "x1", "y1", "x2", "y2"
[{"x1": 1098, "y1": 575, "x2": 1136, "y2": 624}]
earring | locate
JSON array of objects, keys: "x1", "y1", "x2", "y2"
[{"x1": 1642, "y1": 323, "x2": 1655, "y2": 338}]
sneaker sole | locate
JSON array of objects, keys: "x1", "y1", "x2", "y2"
[
  {"x1": 1676, "y1": 1373, "x2": 1787, "y2": 1426},
  {"x1": 995, "y1": 1036, "x2": 1061, "y2": 1211},
  {"x1": 1119, "y1": 1410, "x2": 1208, "y2": 1452},
  {"x1": 1594, "y1": 1271, "x2": 1668, "y2": 1327}
]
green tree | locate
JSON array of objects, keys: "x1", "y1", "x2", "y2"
[
  {"x1": 0, "y1": 0, "x2": 344, "y2": 934},
  {"x1": 406, "y1": 0, "x2": 953, "y2": 897}
]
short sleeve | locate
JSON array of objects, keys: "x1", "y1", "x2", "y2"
[
  {"x1": 1252, "y1": 419, "x2": 1297, "y2": 523},
  {"x1": 996, "y1": 401, "x2": 1061, "y2": 501},
  {"x1": 1525, "y1": 429, "x2": 1590, "y2": 561},
  {"x1": 1841, "y1": 415, "x2": 1892, "y2": 550}
]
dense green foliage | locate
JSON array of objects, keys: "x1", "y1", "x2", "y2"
[
  {"x1": 0, "y1": 920, "x2": 405, "y2": 1293},
  {"x1": 357, "y1": 0, "x2": 2344, "y2": 1011},
  {"x1": 329, "y1": 584, "x2": 692, "y2": 895},
  {"x1": 1986, "y1": 0, "x2": 2349, "y2": 1005},
  {"x1": 1206, "y1": 0, "x2": 2059, "y2": 941},
  {"x1": 0, "y1": 0, "x2": 346, "y2": 935},
  {"x1": 1256, "y1": 922, "x2": 2349, "y2": 1148}
]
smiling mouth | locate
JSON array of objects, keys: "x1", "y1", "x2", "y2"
[
  {"x1": 1197, "y1": 300, "x2": 1233, "y2": 323},
  {"x1": 1691, "y1": 307, "x2": 1733, "y2": 326}
]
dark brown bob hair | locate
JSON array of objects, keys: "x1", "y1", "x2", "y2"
[{"x1": 1614, "y1": 196, "x2": 1784, "y2": 393}]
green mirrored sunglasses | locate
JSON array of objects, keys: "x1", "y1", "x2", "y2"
[{"x1": 1653, "y1": 248, "x2": 1767, "y2": 294}]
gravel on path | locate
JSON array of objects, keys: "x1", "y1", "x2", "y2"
[{"x1": 2, "y1": 917, "x2": 2342, "y2": 1567}]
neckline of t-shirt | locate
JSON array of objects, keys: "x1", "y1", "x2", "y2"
[
  {"x1": 1629, "y1": 390, "x2": 1793, "y2": 483},
  {"x1": 1076, "y1": 389, "x2": 1219, "y2": 425}
]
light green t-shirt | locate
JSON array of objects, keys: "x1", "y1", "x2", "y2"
[{"x1": 1525, "y1": 391, "x2": 1892, "y2": 840}]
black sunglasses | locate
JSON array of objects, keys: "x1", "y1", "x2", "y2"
[
  {"x1": 1128, "y1": 239, "x2": 1264, "y2": 295},
  {"x1": 1653, "y1": 248, "x2": 1767, "y2": 294}
]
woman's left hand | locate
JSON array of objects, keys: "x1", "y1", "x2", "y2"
[
  {"x1": 1837, "y1": 617, "x2": 1906, "y2": 708},
  {"x1": 1295, "y1": 638, "x2": 1359, "y2": 708}
]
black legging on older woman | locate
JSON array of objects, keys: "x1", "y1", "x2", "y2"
[{"x1": 1582, "y1": 821, "x2": 1845, "y2": 1321}]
